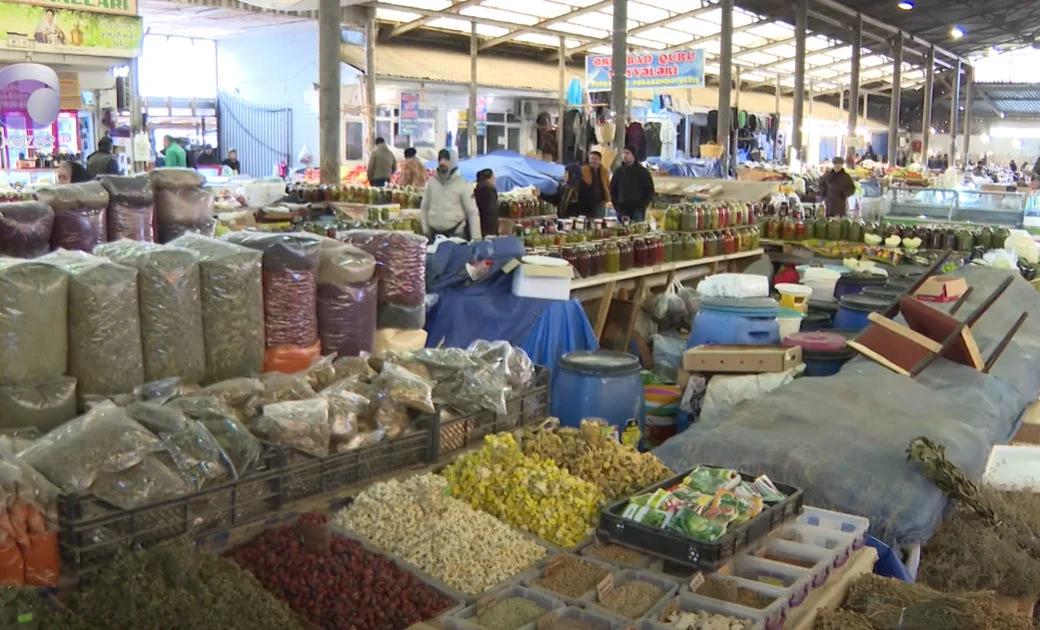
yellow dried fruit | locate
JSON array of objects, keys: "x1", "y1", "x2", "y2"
[
  {"x1": 442, "y1": 433, "x2": 603, "y2": 548},
  {"x1": 521, "y1": 420, "x2": 674, "y2": 499}
]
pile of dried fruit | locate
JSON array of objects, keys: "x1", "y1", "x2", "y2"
[
  {"x1": 333, "y1": 473, "x2": 546, "y2": 595},
  {"x1": 521, "y1": 421, "x2": 674, "y2": 499},
  {"x1": 442, "y1": 433, "x2": 604, "y2": 548},
  {"x1": 229, "y1": 515, "x2": 455, "y2": 630},
  {"x1": 663, "y1": 608, "x2": 753, "y2": 630}
]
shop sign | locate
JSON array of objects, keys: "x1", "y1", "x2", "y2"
[
  {"x1": 0, "y1": 2, "x2": 143, "y2": 57},
  {"x1": 399, "y1": 91, "x2": 419, "y2": 137},
  {"x1": 475, "y1": 95, "x2": 487, "y2": 137},
  {"x1": 585, "y1": 50, "x2": 705, "y2": 93},
  {"x1": 8, "y1": 0, "x2": 136, "y2": 17}
]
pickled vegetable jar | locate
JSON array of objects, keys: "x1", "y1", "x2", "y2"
[
  {"x1": 766, "y1": 217, "x2": 781, "y2": 240},
  {"x1": 782, "y1": 220, "x2": 797, "y2": 241},
  {"x1": 978, "y1": 226, "x2": 994, "y2": 249},
  {"x1": 576, "y1": 248, "x2": 591, "y2": 277},
  {"x1": 708, "y1": 206, "x2": 720, "y2": 230},
  {"x1": 633, "y1": 238, "x2": 647, "y2": 267},
  {"x1": 692, "y1": 233, "x2": 705, "y2": 258},
  {"x1": 956, "y1": 230, "x2": 975, "y2": 251},
  {"x1": 618, "y1": 239, "x2": 633, "y2": 270},
  {"x1": 847, "y1": 220, "x2": 863, "y2": 243},
  {"x1": 663, "y1": 234, "x2": 675, "y2": 263},
  {"x1": 722, "y1": 230, "x2": 736, "y2": 255},
  {"x1": 681, "y1": 233, "x2": 695, "y2": 260},
  {"x1": 603, "y1": 241, "x2": 621, "y2": 273},
  {"x1": 749, "y1": 226, "x2": 760, "y2": 249},
  {"x1": 665, "y1": 206, "x2": 682, "y2": 231},
  {"x1": 718, "y1": 205, "x2": 730, "y2": 228},
  {"x1": 813, "y1": 219, "x2": 828, "y2": 240},
  {"x1": 826, "y1": 219, "x2": 843, "y2": 241},
  {"x1": 794, "y1": 220, "x2": 807, "y2": 242},
  {"x1": 681, "y1": 208, "x2": 698, "y2": 232},
  {"x1": 562, "y1": 246, "x2": 578, "y2": 268}
]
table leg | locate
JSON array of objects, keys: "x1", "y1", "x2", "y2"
[
  {"x1": 622, "y1": 278, "x2": 648, "y2": 351},
  {"x1": 593, "y1": 280, "x2": 616, "y2": 341}
]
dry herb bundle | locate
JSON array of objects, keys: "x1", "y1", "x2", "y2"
[{"x1": 812, "y1": 609, "x2": 873, "y2": 630}]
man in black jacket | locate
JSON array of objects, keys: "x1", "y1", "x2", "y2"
[
  {"x1": 473, "y1": 168, "x2": 498, "y2": 239},
  {"x1": 609, "y1": 145, "x2": 655, "y2": 222}
]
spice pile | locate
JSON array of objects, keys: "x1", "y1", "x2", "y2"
[
  {"x1": 442, "y1": 433, "x2": 604, "y2": 548},
  {"x1": 473, "y1": 597, "x2": 548, "y2": 630},
  {"x1": 533, "y1": 555, "x2": 610, "y2": 598},
  {"x1": 0, "y1": 587, "x2": 94, "y2": 630},
  {"x1": 229, "y1": 515, "x2": 455, "y2": 630},
  {"x1": 695, "y1": 578, "x2": 774, "y2": 609},
  {"x1": 521, "y1": 420, "x2": 674, "y2": 499},
  {"x1": 581, "y1": 541, "x2": 648, "y2": 567},
  {"x1": 333, "y1": 473, "x2": 546, "y2": 595},
  {"x1": 662, "y1": 608, "x2": 753, "y2": 630},
  {"x1": 596, "y1": 580, "x2": 667, "y2": 618}
]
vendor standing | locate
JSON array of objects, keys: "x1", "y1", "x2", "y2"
[
  {"x1": 580, "y1": 150, "x2": 611, "y2": 217},
  {"x1": 367, "y1": 137, "x2": 396, "y2": 187},
  {"x1": 819, "y1": 157, "x2": 856, "y2": 217},
  {"x1": 473, "y1": 169, "x2": 498, "y2": 239},
  {"x1": 421, "y1": 149, "x2": 482, "y2": 240},
  {"x1": 609, "y1": 146, "x2": 655, "y2": 223}
]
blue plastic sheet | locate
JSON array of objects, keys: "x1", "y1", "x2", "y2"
[
  {"x1": 427, "y1": 237, "x2": 526, "y2": 294},
  {"x1": 646, "y1": 157, "x2": 723, "y2": 178},
  {"x1": 867, "y1": 536, "x2": 913, "y2": 582},
  {"x1": 424, "y1": 151, "x2": 564, "y2": 194}
]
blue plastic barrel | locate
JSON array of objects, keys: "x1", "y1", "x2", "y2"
[
  {"x1": 688, "y1": 297, "x2": 780, "y2": 347},
  {"x1": 833, "y1": 295, "x2": 891, "y2": 331},
  {"x1": 550, "y1": 351, "x2": 645, "y2": 431},
  {"x1": 834, "y1": 274, "x2": 887, "y2": 300}
]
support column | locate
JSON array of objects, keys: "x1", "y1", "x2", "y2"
[
  {"x1": 949, "y1": 59, "x2": 961, "y2": 165},
  {"x1": 791, "y1": 0, "x2": 807, "y2": 160},
  {"x1": 717, "y1": 0, "x2": 733, "y2": 174},
  {"x1": 887, "y1": 35, "x2": 902, "y2": 165},
  {"x1": 558, "y1": 36, "x2": 566, "y2": 163},
  {"x1": 128, "y1": 58, "x2": 144, "y2": 167},
  {"x1": 611, "y1": 0, "x2": 627, "y2": 167},
  {"x1": 469, "y1": 22, "x2": 478, "y2": 158},
  {"x1": 921, "y1": 47, "x2": 934, "y2": 165},
  {"x1": 846, "y1": 15, "x2": 861, "y2": 162},
  {"x1": 318, "y1": 0, "x2": 341, "y2": 185},
  {"x1": 963, "y1": 65, "x2": 974, "y2": 163},
  {"x1": 732, "y1": 65, "x2": 740, "y2": 171},
  {"x1": 773, "y1": 76, "x2": 780, "y2": 161},
  {"x1": 365, "y1": 10, "x2": 377, "y2": 149}
]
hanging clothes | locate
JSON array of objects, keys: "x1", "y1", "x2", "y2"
[
  {"x1": 625, "y1": 122, "x2": 647, "y2": 161},
  {"x1": 676, "y1": 118, "x2": 686, "y2": 153},
  {"x1": 706, "y1": 110, "x2": 719, "y2": 143},
  {"x1": 645, "y1": 122, "x2": 662, "y2": 158},
  {"x1": 738, "y1": 110, "x2": 747, "y2": 130},
  {"x1": 660, "y1": 118, "x2": 677, "y2": 161},
  {"x1": 563, "y1": 109, "x2": 580, "y2": 162}
]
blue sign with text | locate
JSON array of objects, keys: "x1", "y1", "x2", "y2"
[{"x1": 585, "y1": 50, "x2": 705, "y2": 93}]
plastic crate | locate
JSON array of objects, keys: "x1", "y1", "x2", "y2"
[
  {"x1": 597, "y1": 467, "x2": 804, "y2": 572},
  {"x1": 523, "y1": 553, "x2": 617, "y2": 605},
  {"x1": 582, "y1": 569, "x2": 679, "y2": 621},
  {"x1": 446, "y1": 585, "x2": 566, "y2": 630},
  {"x1": 685, "y1": 574, "x2": 787, "y2": 630},
  {"x1": 433, "y1": 366, "x2": 550, "y2": 457},
  {"x1": 725, "y1": 555, "x2": 812, "y2": 610},
  {"x1": 796, "y1": 506, "x2": 869, "y2": 550},
  {"x1": 752, "y1": 537, "x2": 836, "y2": 590},
  {"x1": 645, "y1": 594, "x2": 766, "y2": 630},
  {"x1": 773, "y1": 523, "x2": 857, "y2": 568}
]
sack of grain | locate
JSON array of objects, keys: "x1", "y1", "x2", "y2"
[
  {"x1": 0, "y1": 201, "x2": 54, "y2": 258},
  {"x1": 0, "y1": 259, "x2": 68, "y2": 386},
  {"x1": 99, "y1": 175, "x2": 155, "y2": 242}
]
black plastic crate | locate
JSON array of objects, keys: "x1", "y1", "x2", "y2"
[
  {"x1": 432, "y1": 366, "x2": 550, "y2": 457},
  {"x1": 597, "y1": 466, "x2": 804, "y2": 572}
]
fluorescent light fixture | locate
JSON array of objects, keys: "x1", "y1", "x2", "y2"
[
  {"x1": 951, "y1": 26, "x2": 964, "y2": 39},
  {"x1": 929, "y1": 127, "x2": 937, "y2": 134},
  {"x1": 990, "y1": 126, "x2": 1040, "y2": 139},
  {"x1": 897, "y1": 1, "x2": 913, "y2": 9},
  {"x1": 981, "y1": 133, "x2": 990, "y2": 144}
]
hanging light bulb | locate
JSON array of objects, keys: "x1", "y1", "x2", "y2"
[
  {"x1": 950, "y1": 26, "x2": 965, "y2": 39},
  {"x1": 897, "y1": 1, "x2": 914, "y2": 9}
]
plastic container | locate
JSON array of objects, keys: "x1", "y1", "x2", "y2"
[
  {"x1": 833, "y1": 295, "x2": 890, "y2": 331},
  {"x1": 582, "y1": 569, "x2": 678, "y2": 620},
  {"x1": 644, "y1": 594, "x2": 765, "y2": 630},
  {"x1": 781, "y1": 331, "x2": 855, "y2": 376},
  {"x1": 796, "y1": 506, "x2": 869, "y2": 550},
  {"x1": 833, "y1": 273, "x2": 887, "y2": 300},
  {"x1": 773, "y1": 524, "x2": 857, "y2": 568},
  {"x1": 798, "y1": 310, "x2": 832, "y2": 332},
  {"x1": 801, "y1": 268, "x2": 840, "y2": 302},
  {"x1": 447, "y1": 585, "x2": 565, "y2": 630},
  {"x1": 754, "y1": 538, "x2": 835, "y2": 590},
  {"x1": 544, "y1": 606, "x2": 629, "y2": 630},
  {"x1": 524, "y1": 554, "x2": 618, "y2": 605},
  {"x1": 579, "y1": 538, "x2": 656, "y2": 571},
  {"x1": 688, "y1": 298, "x2": 780, "y2": 347},
  {"x1": 686, "y1": 575, "x2": 786, "y2": 629},
  {"x1": 774, "y1": 283, "x2": 811, "y2": 313},
  {"x1": 775, "y1": 308, "x2": 803, "y2": 340},
  {"x1": 551, "y1": 351, "x2": 645, "y2": 431},
  {"x1": 727, "y1": 555, "x2": 811, "y2": 609}
]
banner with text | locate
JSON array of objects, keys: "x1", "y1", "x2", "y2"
[
  {"x1": 399, "y1": 91, "x2": 419, "y2": 137},
  {"x1": 475, "y1": 95, "x2": 487, "y2": 137},
  {"x1": 585, "y1": 50, "x2": 705, "y2": 93},
  {"x1": 8, "y1": 0, "x2": 136, "y2": 17},
  {"x1": 0, "y1": 2, "x2": 143, "y2": 56}
]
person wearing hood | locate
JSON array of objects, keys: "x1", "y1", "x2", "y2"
[
  {"x1": 558, "y1": 163, "x2": 582, "y2": 218},
  {"x1": 474, "y1": 169, "x2": 498, "y2": 238},
  {"x1": 421, "y1": 149, "x2": 482, "y2": 240}
]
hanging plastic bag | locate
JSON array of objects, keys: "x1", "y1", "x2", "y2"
[
  {"x1": 22, "y1": 530, "x2": 60, "y2": 587},
  {"x1": 0, "y1": 528, "x2": 24, "y2": 586},
  {"x1": 297, "y1": 143, "x2": 313, "y2": 167},
  {"x1": 651, "y1": 277, "x2": 690, "y2": 331}
]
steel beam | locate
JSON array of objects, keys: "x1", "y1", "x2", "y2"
[
  {"x1": 963, "y1": 65, "x2": 974, "y2": 161},
  {"x1": 318, "y1": 0, "x2": 340, "y2": 185},
  {"x1": 791, "y1": 0, "x2": 806, "y2": 159},
  {"x1": 949, "y1": 60, "x2": 961, "y2": 164},
  {"x1": 921, "y1": 47, "x2": 934, "y2": 163},
  {"x1": 887, "y1": 35, "x2": 902, "y2": 165},
  {"x1": 487, "y1": 0, "x2": 614, "y2": 53},
  {"x1": 560, "y1": 4, "x2": 714, "y2": 57},
  {"x1": 718, "y1": 0, "x2": 733, "y2": 175},
  {"x1": 847, "y1": 14, "x2": 860, "y2": 162},
  {"x1": 611, "y1": 0, "x2": 627, "y2": 168},
  {"x1": 469, "y1": 21, "x2": 478, "y2": 158},
  {"x1": 389, "y1": 0, "x2": 483, "y2": 38}
]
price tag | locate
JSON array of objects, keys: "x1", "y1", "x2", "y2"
[
  {"x1": 476, "y1": 595, "x2": 495, "y2": 617},
  {"x1": 689, "y1": 572, "x2": 705, "y2": 593},
  {"x1": 596, "y1": 573, "x2": 614, "y2": 601},
  {"x1": 536, "y1": 612, "x2": 558, "y2": 630}
]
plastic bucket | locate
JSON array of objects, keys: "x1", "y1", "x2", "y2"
[
  {"x1": 800, "y1": 310, "x2": 833, "y2": 331},
  {"x1": 802, "y1": 268, "x2": 841, "y2": 302},
  {"x1": 834, "y1": 273, "x2": 887, "y2": 300},
  {"x1": 784, "y1": 330, "x2": 857, "y2": 376},
  {"x1": 551, "y1": 351, "x2": 645, "y2": 433},
  {"x1": 833, "y1": 295, "x2": 891, "y2": 331},
  {"x1": 776, "y1": 307, "x2": 804, "y2": 339},
  {"x1": 775, "y1": 283, "x2": 812, "y2": 313}
]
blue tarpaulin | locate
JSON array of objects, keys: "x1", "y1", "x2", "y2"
[
  {"x1": 424, "y1": 151, "x2": 564, "y2": 195},
  {"x1": 647, "y1": 157, "x2": 723, "y2": 178}
]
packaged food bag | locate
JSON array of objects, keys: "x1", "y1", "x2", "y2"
[
  {"x1": 99, "y1": 174, "x2": 155, "y2": 242},
  {"x1": 0, "y1": 260, "x2": 68, "y2": 386},
  {"x1": 0, "y1": 200, "x2": 54, "y2": 258},
  {"x1": 37, "y1": 181, "x2": 110, "y2": 252}
]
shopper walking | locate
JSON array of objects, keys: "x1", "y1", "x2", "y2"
[
  {"x1": 399, "y1": 147, "x2": 427, "y2": 187},
  {"x1": 819, "y1": 157, "x2": 856, "y2": 218},
  {"x1": 609, "y1": 145, "x2": 655, "y2": 223},
  {"x1": 196, "y1": 145, "x2": 219, "y2": 166},
  {"x1": 367, "y1": 137, "x2": 396, "y2": 187},
  {"x1": 558, "y1": 163, "x2": 582, "y2": 218},
  {"x1": 222, "y1": 149, "x2": 241, "y2": 173},
  {"x1": 86, "y1": 136, "x2": 120, "y2": 177},
  {"x1": 473, "y1": 168, "x2": 498, "y2": 239},
  {"x1": 580, "y1": 150, "x2": 611, "y2": 217},
  {"x1": 163, "y1": 136, "x2": 187, "y2": 168},
  {"x1": 421, "y1": 149, "x2": 482, "y2": 240}
]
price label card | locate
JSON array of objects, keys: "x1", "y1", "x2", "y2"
[
  {"x1": 476, "y1": 595, "x2": 495, "y2": 617},
  {"x1": 689, "y1": 572, "x2": 705, "y2": 593},
  {"x1": 596, "y1": 573, "x2": 614, "y2": 601}
]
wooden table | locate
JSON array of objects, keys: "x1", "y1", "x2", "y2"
[{"x1": 571, "y1": 249, "x2": 765, "y2": 343}]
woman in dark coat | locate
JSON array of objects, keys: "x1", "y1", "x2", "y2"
[
  {"x1": 558, "y1": 163, "x2": 582, "y2": 218},
  {"x1": 473, "y1": 168, "x2": 498, "y2": 239}
]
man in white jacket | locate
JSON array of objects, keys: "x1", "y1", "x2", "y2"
[{"x1": 421, "y1": 149, "x2": 482, "y2": 240}]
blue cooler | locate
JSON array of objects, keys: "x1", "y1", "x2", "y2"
[
  {"x1": 688, "y1": 297, "x2": 780, "y2": 347},
  {"x1": 834, "y1": 295, "x2": 891, "y2": 331},
  {"x1": 551, "y1": 351, "x2": 645, "y2": 432}
]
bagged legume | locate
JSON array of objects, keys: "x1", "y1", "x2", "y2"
[
  {"x1": 0, "y1": 201, "x2": 54, "y2": 258},
  {"x1": 36, "y1": 182, "x2": 110, "y2": 252},
  {"x1": 0, "y1": 376, "x2": 77, "y2": 431},
  {"x1": 343, "y1": 229, "x2": 427, "y2": 305},
  {"x1": 99, "y1": 175, "x2": 155, "y2": 242},
  {"x1": 318, "y1": 278, "x2": 378, "y2": 358},
  {"x1": 0, "y1": 259, "x2": 68, "y2": 386}
]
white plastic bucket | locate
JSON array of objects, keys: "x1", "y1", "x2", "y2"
[
  {"x1": 776, "y1": 307, "x2": 804, "y2": 339},
  {"x1": 802, "y1": 268, "x2": 841, "y2": 302}
]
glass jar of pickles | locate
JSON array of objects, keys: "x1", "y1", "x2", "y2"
[
  {"x1": 618, "y1": 239, "x2": 633, "y2": 270},
  {"x1": 663, "y1": 234, "x2": 675, "y2": 263},
  {"x1": 603, "y1": 241, "x2": 621, "y2": 273},
  {"x1": 633, "y1": 238, "x2": 648, "y2": 267},
  {"x1": 575, "y1": 248, "x2": 591, "y2": 277},
  {"x1": 681, "y1": 208, "x2": 697, "y2": 232}
]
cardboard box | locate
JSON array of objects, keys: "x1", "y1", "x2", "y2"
[
  {"x1": 676, "y1": 367, "x2": 692, "y2": 392},
  {"x1": 915, "y1": 275, "x2": 968, "y2": 303},
  {"x1": 682, "y1": 345, "x2": 803, "y2": 374},
  {"x1": 510, "y1": 256, "x2": 572, "y2": 301}
]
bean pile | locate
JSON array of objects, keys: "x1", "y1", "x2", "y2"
[
  {"x1": 333, "y1": 473, "x2": 546, "y2": 595},
  {"x1": 229, "y1": 515, "x2": 455, "y2": 630},
  {"x1": 696, "y1": 578, "x2": 774, "y2": 610},
  {"x1": 597, "y1": 581, "x2": 666, "y2": 618},
  {"x1": 473, "y1": 598, "x2": 547, "y2": 630},
  {"x1": 582, "y1": 542, "x2": 648, "y2": 566},
  {"x1": 534, "y1": 555, "x2": 610, "y2": 598}
]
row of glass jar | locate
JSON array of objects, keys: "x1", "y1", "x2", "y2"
[
  {"x1": 661, "y1": 203, "x2": 758, "y2": 232},
  {"x1": 554, "y1": 227, "x2": 760, "y2": 277}
]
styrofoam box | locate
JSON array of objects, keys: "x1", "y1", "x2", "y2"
[
  {"x1": 524, "y1": 554, "x2": 618, "y2": 605},
  {"x1": 446, "y1": 585, "x2": 566, "y2": 630},
  {"x1": 796, "y1": 506, "x2": 869, "y2": 550},
  {"x1": 511, "y1": 260, "x2": 572, "y2": 301},
  {"x1": 583, "y1": 569, "x2": 680, "y2": 621},
  {"x1": 728, "y1": 555, "x2": 812, "y2": 610},
  {"x1": 684, "y1": 574, "x2": 786, "y2": 630},
  {"x1": 774, "y1": 523, "x2": 857, "y2": 568},
  {"x1": 753, "y1": 538, "x2": 835, "y2": 590},
  {"x1": 644, "y1": 594, "x2": 766, "y2": 630}
]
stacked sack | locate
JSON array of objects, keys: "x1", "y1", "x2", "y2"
[
  {"x1": 316, "y1": 238, "x2": 378, "y2": 358},
  {"x1": 35, "y1": 181, "x2": 110, "y2": 252},
  {"x1": 0, "y1": 259, "x2": 75, "y2": 429},
  {"x1": 99, "y1": 175, "x2": 156, "y2": 242},
  {"x1": 343, "y1": 230, "x2": 428, "y2": 335},
  {"x1": 0, "y1": 201, "x2": 54, "y2": 258},
  {"x1": 225, "y1": 231, "x2": 323, "y2": 373},
  {"x1": 149, "y1": 168, "x2": 216, "y2": 243}
]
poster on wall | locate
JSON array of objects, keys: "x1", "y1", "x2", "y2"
[
  {"x1": 585, "y1": 50, "x2": 705, "y2": 93},
  {"x1": 399, "y1": 91, "x2": 419, "y2": 137},
  {"x1": 0, "y1": 2, "x2": 143, "y2": 57},
  {"x1": 475, "y1": 96, "x2": 487, "y2": 137}
]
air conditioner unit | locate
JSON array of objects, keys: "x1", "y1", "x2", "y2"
[{"x1": 517, "y1": 100, "x2": 538, "y2": 118}]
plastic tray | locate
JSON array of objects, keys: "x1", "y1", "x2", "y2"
[
  {"x1": 446, "y1": 584, "x2": 566, "y2": 630},
  {"x1": 542, "y1": 606, "x2": 630, "y2": 630},
  {"x1": 597, "y1": 467, "x2": 804, "y2": 572},
  {"x1": 773, "y1": 523, "x2": 857, "y2": 568},
  {"x1": 752, "y1": 537, "x2": 835, "y2": 590},
  {"x1": 524, "y1": 553, "x2": 618, "y2": 605},
  {"x1": 725, "y1": 555, "x2": 811, "y2": 610},
  {"x1": 644, "y1": 593, "x2": 766, "y2": 630},
  {"x1": 796, "y1": 506, "x2": 869, "y2": 550},
  {"x1": 685, "y1": 574, "x2": 786, "y2": 630},
  {"x1": 583, "y1": 568, "x2": 679, "y2": 621}
]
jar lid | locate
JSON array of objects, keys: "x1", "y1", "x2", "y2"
[
  {"x1": 838, "y1": 294, "x2": 892, "y2": 312},
  {"x1": 559, "y1": 350, "x2": 641, "y2": 375},
  {"x1": 783, "y1": 331, "x2": 848, "y2": 352}
]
